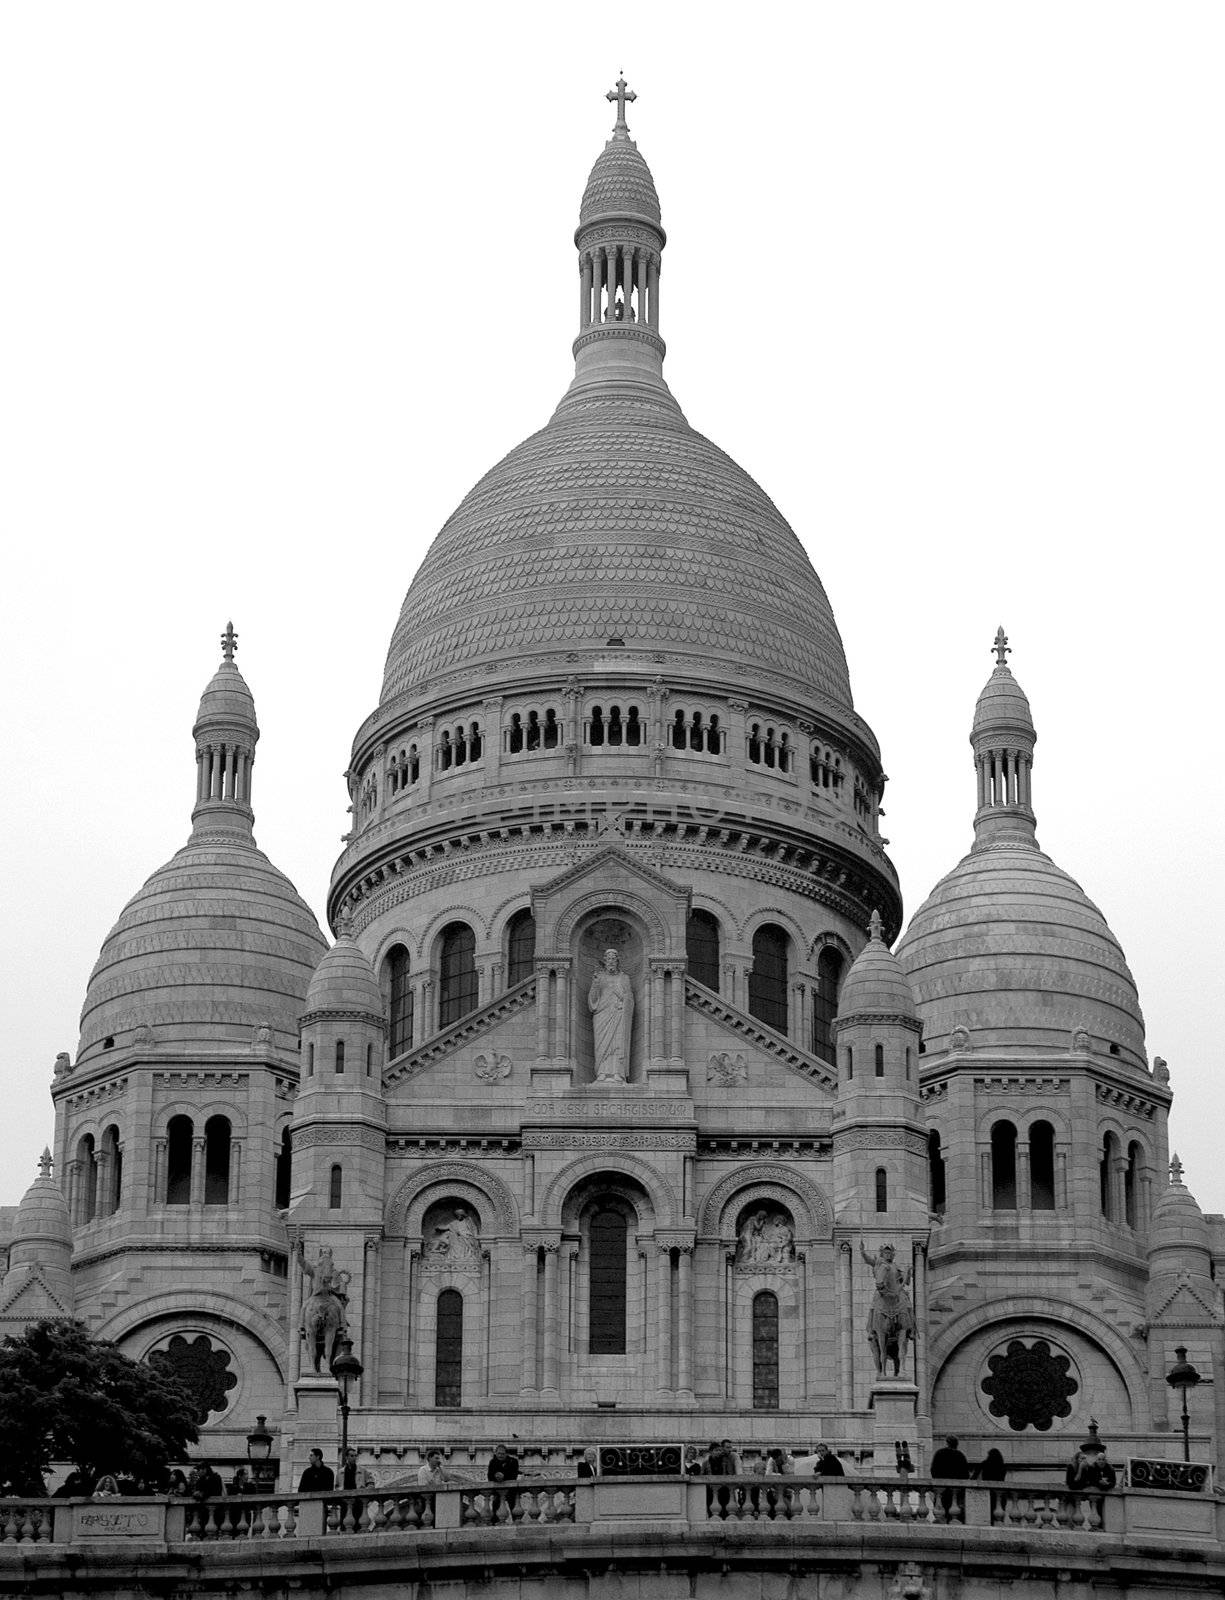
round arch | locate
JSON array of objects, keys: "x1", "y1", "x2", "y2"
[
  {"x1": 537, "y1": 1152, "x2": 680, "y2": 1231},
  {"x1": 699, "y1": 1162, "x2": 833, "y2": 1240},
  {"x1": 554, "y1": 891, "x2": 672, "y2": 958},
  {"x1": 385, "y1": 1160, "x2": 519, "y2": 1238},
  {"x1": 94, "y1": 1290, "x2": 288, "y2": 1372}
]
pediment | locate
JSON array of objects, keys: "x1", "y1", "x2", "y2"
[
  {"x1": 685, "y1": 981, "x2": 837, "y2": 1095},
  {"x1": 0, "y1": 1268, "x2": 72, "y2": 1322},
  {"x1": 1149, "y1": 1276, "x2": 1223, "y2": 1329},
  {"x1": 383, "y1": 977, "x2": 537, "y2": 1091},
  {"x1": 532, "y1": 843, "x2": 689, "y2": 957}
]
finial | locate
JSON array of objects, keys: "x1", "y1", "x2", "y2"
[
  {"x1": 992, "y1": 626, "x2": 1010, "y2": 668},
  {"x1": 869, "y1": 909, "x2": 883, "y2": 942},
  {"x1": 221, "y1": 621, "x2": 238, "y2": 663},
  {"x1": 606, "y1": 74, "x2": 636, "y2": 134},
  {"x1": 38, "y1": 1148, "x2": 53, "y2": 1179},
  {"x1": 1170, "y1": 1153, "x2": 1184, "y2": 1185},
  {"x1": 337, "y1": 905, "x2": 354, "y2": 940}
]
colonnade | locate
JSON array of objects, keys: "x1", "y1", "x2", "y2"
[
  {"x1": 195, "y1": 741, "x2": 252, "y2": 806},
  {"x1": 977, "y1": 747, "x2": 1032, "y2": 810},
  {"x1": 578, "y1": 245, "x2": 659, "y2": 329}
]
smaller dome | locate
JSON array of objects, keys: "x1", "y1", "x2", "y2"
[
  {"x1": 1148, "y1": 1155, "x2": 1210, "y2": 1268},
  {"x1": 972, "y1": 663, "x2": 1034, "y2": 739},
  {"x1": 9, "y1": 1152, "x2": 71, "y2": 1262},
  {"x1": 579, "y1": 136, "x2": 661, "y2": 227},
  {"x1": 194, "y1": 658, "x2": 257, "y2": 735},
  {"x1": 303, "y1": 924, "x2": 384, "y2": 1022},
  {"x1": 838, "y1": 910, "x2": 918, "y2": 1021}
]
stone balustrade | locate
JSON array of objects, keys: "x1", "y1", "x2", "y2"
[{"x1": 0, "y1": 1475, "x2": 1219, "y2": 1548}]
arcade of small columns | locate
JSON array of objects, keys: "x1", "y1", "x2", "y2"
[
  {"x1": 578, "y1": 243, "x2": 660, "y2": 328},
  {"x1": 976, "y1": 746, "x2": 1033, "y2": 811},
  {"x1": 195, "y1": 743, "x2": 253, "y2": 807}
]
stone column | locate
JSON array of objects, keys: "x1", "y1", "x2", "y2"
[
  {"x1": 287, "y1": 1234, "x2": 303, "y2": 1392},
  {"x1": 669, "y1": 966, "x2": 685, "y2": 1063},
  {"x1": 536, "y1": 963, "x2": 552, "y2": 1061},
  {"x1": 541, "y1": 1241, "x2": 560, "y2": 1395},
  {"x1": 1056, "y1": 1146, "x2": 1069, "y2": 1209},
  {"x1": 648, "y1": 962, "x2": 666, "y2": 1064},
  {"x1": 521, "y1": 1244, "x2": 539, "y2": 1392},
  {"x1": 1017, "y1": 1139, "x2": 1032, "y2": 1214},
  {"x1": 677, "y1": 1244, "x2": 694, "y2": 1396},
  {"x1": 417, "y1": 717, "x2": 435, "y2": 801},
  {"x1": 636, "y1": 250, "x2": 647, "y2": 321},
  {"x1": 647, "y1": 256, "x2": 659, "y2": 327},
  {"x1": 363, "y1": 1236, "x2": 381, "y2": 1396},
  {"x1": 483, "y1": 698, "x2": 503, "y2": 781},
  {"x1": 152, "y1": 1141, "x2": 166, "y2": 1209},
  {"x1": 555, "y1": 963, "x2": 571, "y2": 1063},
  {"x1": 912, "y1": 1242, "x2": 928, "y2": 1407},
  {"x1": 1110, "y1": 1155, "x2": 1127, "y2": 1225},
  {"x1": 190, "y1": 1136, "x2": 206, "y2": 1207},
  {"x1": 838, "y1": 1241, "x2": 854, "y2": 1410},
  {"x1": 229, "y1": 1139, "x2": 242, "y2": 1205},
  {"x1": 579, "y1": 253, "x2": 592, "y2": 327},
  {"x1": 656, "y1": 1244, "x2": 672, "y2": 1391}
]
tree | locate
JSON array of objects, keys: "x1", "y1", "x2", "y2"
[{"x1": 0, "y1": 1320, "x2": 198, "y2": 1493}]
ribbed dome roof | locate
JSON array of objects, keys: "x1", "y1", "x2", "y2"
[
  {"x1": 580, "y1": 136, "x2": 661, "y2": 227},
  {"x1": 897, "y1": 842, "x2": 1146, "y2": 1068},
  {"x1": 195, "y1": 659, "x2": 257, "y2": 730},
  {"x1": 304, "y1": 928, "x2": 384, "y2": 1020},
  {"x1": 1149, "y1": 1158, "x2": 1210, "y2": 1265},
  {"x1": 973, "y1": 663, "x2": 1034, "y2": 737},
  {"x1": 839, "y1": 910, "x2": 918, "y2": 1020},
  {"x1": 10, "y1": 1153, "x2": 71, "y2": 1257},
  {"x1": 380, "y1": 389, "x2": 853, "y2": 710},
  {"x1": 77, "y1": 833, "x2": 326, "y2": 1065}
]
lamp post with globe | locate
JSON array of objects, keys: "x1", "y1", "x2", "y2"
[
  {"x1": 330, "y1": 1336, "x2": 364, "y2": 1467},
  {"x1": 1165, "y1": 1346, "x2": 1202, "y2": 1463}
]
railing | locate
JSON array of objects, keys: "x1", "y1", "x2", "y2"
[{"x1": 0, "y1": 1477, "x2": 1210, "y2": 1547}]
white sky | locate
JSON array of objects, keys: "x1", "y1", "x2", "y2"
[{"x1": 1, "y1": 4, "x2": 1221, "y2": 1213}]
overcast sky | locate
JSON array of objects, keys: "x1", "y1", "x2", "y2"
[{"x1": 1, "y1": 4, "x2": 1221, "y2": 1213}]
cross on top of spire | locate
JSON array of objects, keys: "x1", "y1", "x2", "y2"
[
  {"x1": 221, "y1": 621, "x2": 238, "y2": 663},
  {"x1": 992, "y1": 626, "x2": 1010, "y2": 668},
  {"x1": 607, "y1": 74, "x2": 636, "y2": 133}
]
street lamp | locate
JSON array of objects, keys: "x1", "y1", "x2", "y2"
[
  {"x1": 245, "y1": 1414, "x2": 275, "y2": 1491},
  {"x1": 1165, "y1": 1346, "x2": 1201, "y2": 1463},
  {"x1": 330, "y1": 1335, "x2": 364, "y2": 1466}
]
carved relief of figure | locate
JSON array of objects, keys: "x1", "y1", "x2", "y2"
[
  {"x1": 861, "y1": 1242, "x2": 915, "y2": 1378},
  {"x1": 297, "y1": 1241, "x2": 352, "y2": 1374},
  {"x1": 735, "y1": 1207, "x2": 795, "y2": 1269},
  {"x1": 425, "y1": 1205, "x2": 482, "y2": 1271},
  {"x1": 588, "y1": 949, "x2": 634, "y2": 1081}
]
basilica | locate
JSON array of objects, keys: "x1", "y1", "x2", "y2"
[{"x1": 4, "y1": 81, "x2": 1221, "y2": 1492}]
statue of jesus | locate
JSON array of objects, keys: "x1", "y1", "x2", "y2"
[{"x1": 588, "y1": 948, "x2": 634, "y2": 1082}]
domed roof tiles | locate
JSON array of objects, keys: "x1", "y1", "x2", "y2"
[
  {"x1": 897, "y1": 842, "x2": 1146, "y2": 1067},
  {"x1": 579, "y1": 137, "x2": 661, "y2": 227},
  {"x1": 77, "y1": 834, "x2": 327, "y2": 1065},
  {"x1": 1149, "y1": 1159, "x2": 1210, "y2": 1264},
  {"x1": 10, "y1": 1153, "x2": 71, "y2": 1254},
  {"x1": 381, "y1": 397, "x2": 853, "y2": 710},
  {"x1": 194, "y1": 659, "x2": 257, "y2": 731},
  {"x1": 304, "y1": 931, "x2": 384, "y2": 1020},
  {"x1": 839, "y1": 911, "x2": 918, "y2": 1021},
  {"x1": 973, "y1": 663, "x2": 1034, "y2": 738}
]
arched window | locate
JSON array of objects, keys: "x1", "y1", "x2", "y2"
[
  {"x1": 811, "y1": 948, "x2": 843, "y2": 1064},
  {"x1": 204, "y1": 1115, "x2": 231, "y2": 1205},
  {"x1": 751, "y1": 1291, "x2": 780, "y2": 1410},
  {"x1": 507, "y1": 910, "x2": 536, "y2": 987},
  {"x1": 589, "y1": 1209, "x2": 628, "y2": 1355},
  {"x1": 686, "y1": 910, "x2": 720, "y2": 992},
  {"x1": 588, "y1": 706, "x2": 605, "y2": 746},
  {"x1": 748, "y1": 925, "x2": 789, "y2": 1034},
  {"x1": 166, "y1": 1115, "x2": 193, "y2": 1206},
  {"x1": 1125, "y1": 1140, "x2": 1142, "y2": 1229},
  {"x1": 439, "y1": 923, "x2": 478, "y2": 1027},
  {"x1": 1100, "y1": 1132, "x2": 1120, "y2": 1219},
  {"x1": 435, "y1": 1289, "x2": 463, "y2": 1407},
  {"x1": 928, "y1": 1130, "x2": 946, "y2": 1216},
  {"x1": 874, "y1": 1043, "x2": 885, "y2": 1077},
  {"x1": 991, "y1": 1121, "x2": 1017, "y2": 1209},
  {"x1": 1030, "y1": 1121, "x2": 1056, "y2": 1210},
  {"x1": 875, "y1": 1167, "x2": 888, "y2": 1213},
  {"x1": 76, "y1": 1134, "x2": 98, "y2": 1224},
  {"x1": 334, "y1": 1039, "x2": 345, "y2": 1074},
  {"x1": 274, "y1": 1127, "x2": 292, "y2": 1210},
  {"x1": 386, "y1": 944, "x2": 413, "y2": 1058},
  {"x1": 100, "y1": 1125, "x2": 122, "y2": 1217},
  {"x1": 329, "y1": 1164, "x2": 343, "y2": 1210}
]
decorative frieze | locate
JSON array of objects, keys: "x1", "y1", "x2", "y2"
[{"x1": 522, "y1": 1129, "x2": 695, "y2": 1152}]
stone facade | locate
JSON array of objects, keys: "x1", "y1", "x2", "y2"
[{"x1": 4, "y1": 84, "x2": 1223, "y2": 1513}]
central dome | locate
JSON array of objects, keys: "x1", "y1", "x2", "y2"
[{"x1": 380, "y1": 389, "x2": 853, "y2": 711}]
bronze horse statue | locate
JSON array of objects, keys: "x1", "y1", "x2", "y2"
[
  {"x1": 297, "y1": 1242, "x2": 351, "y2": 1374},
  {"x1": 862, "y1": 1242, "x2": 915, "y2": 1378}
]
